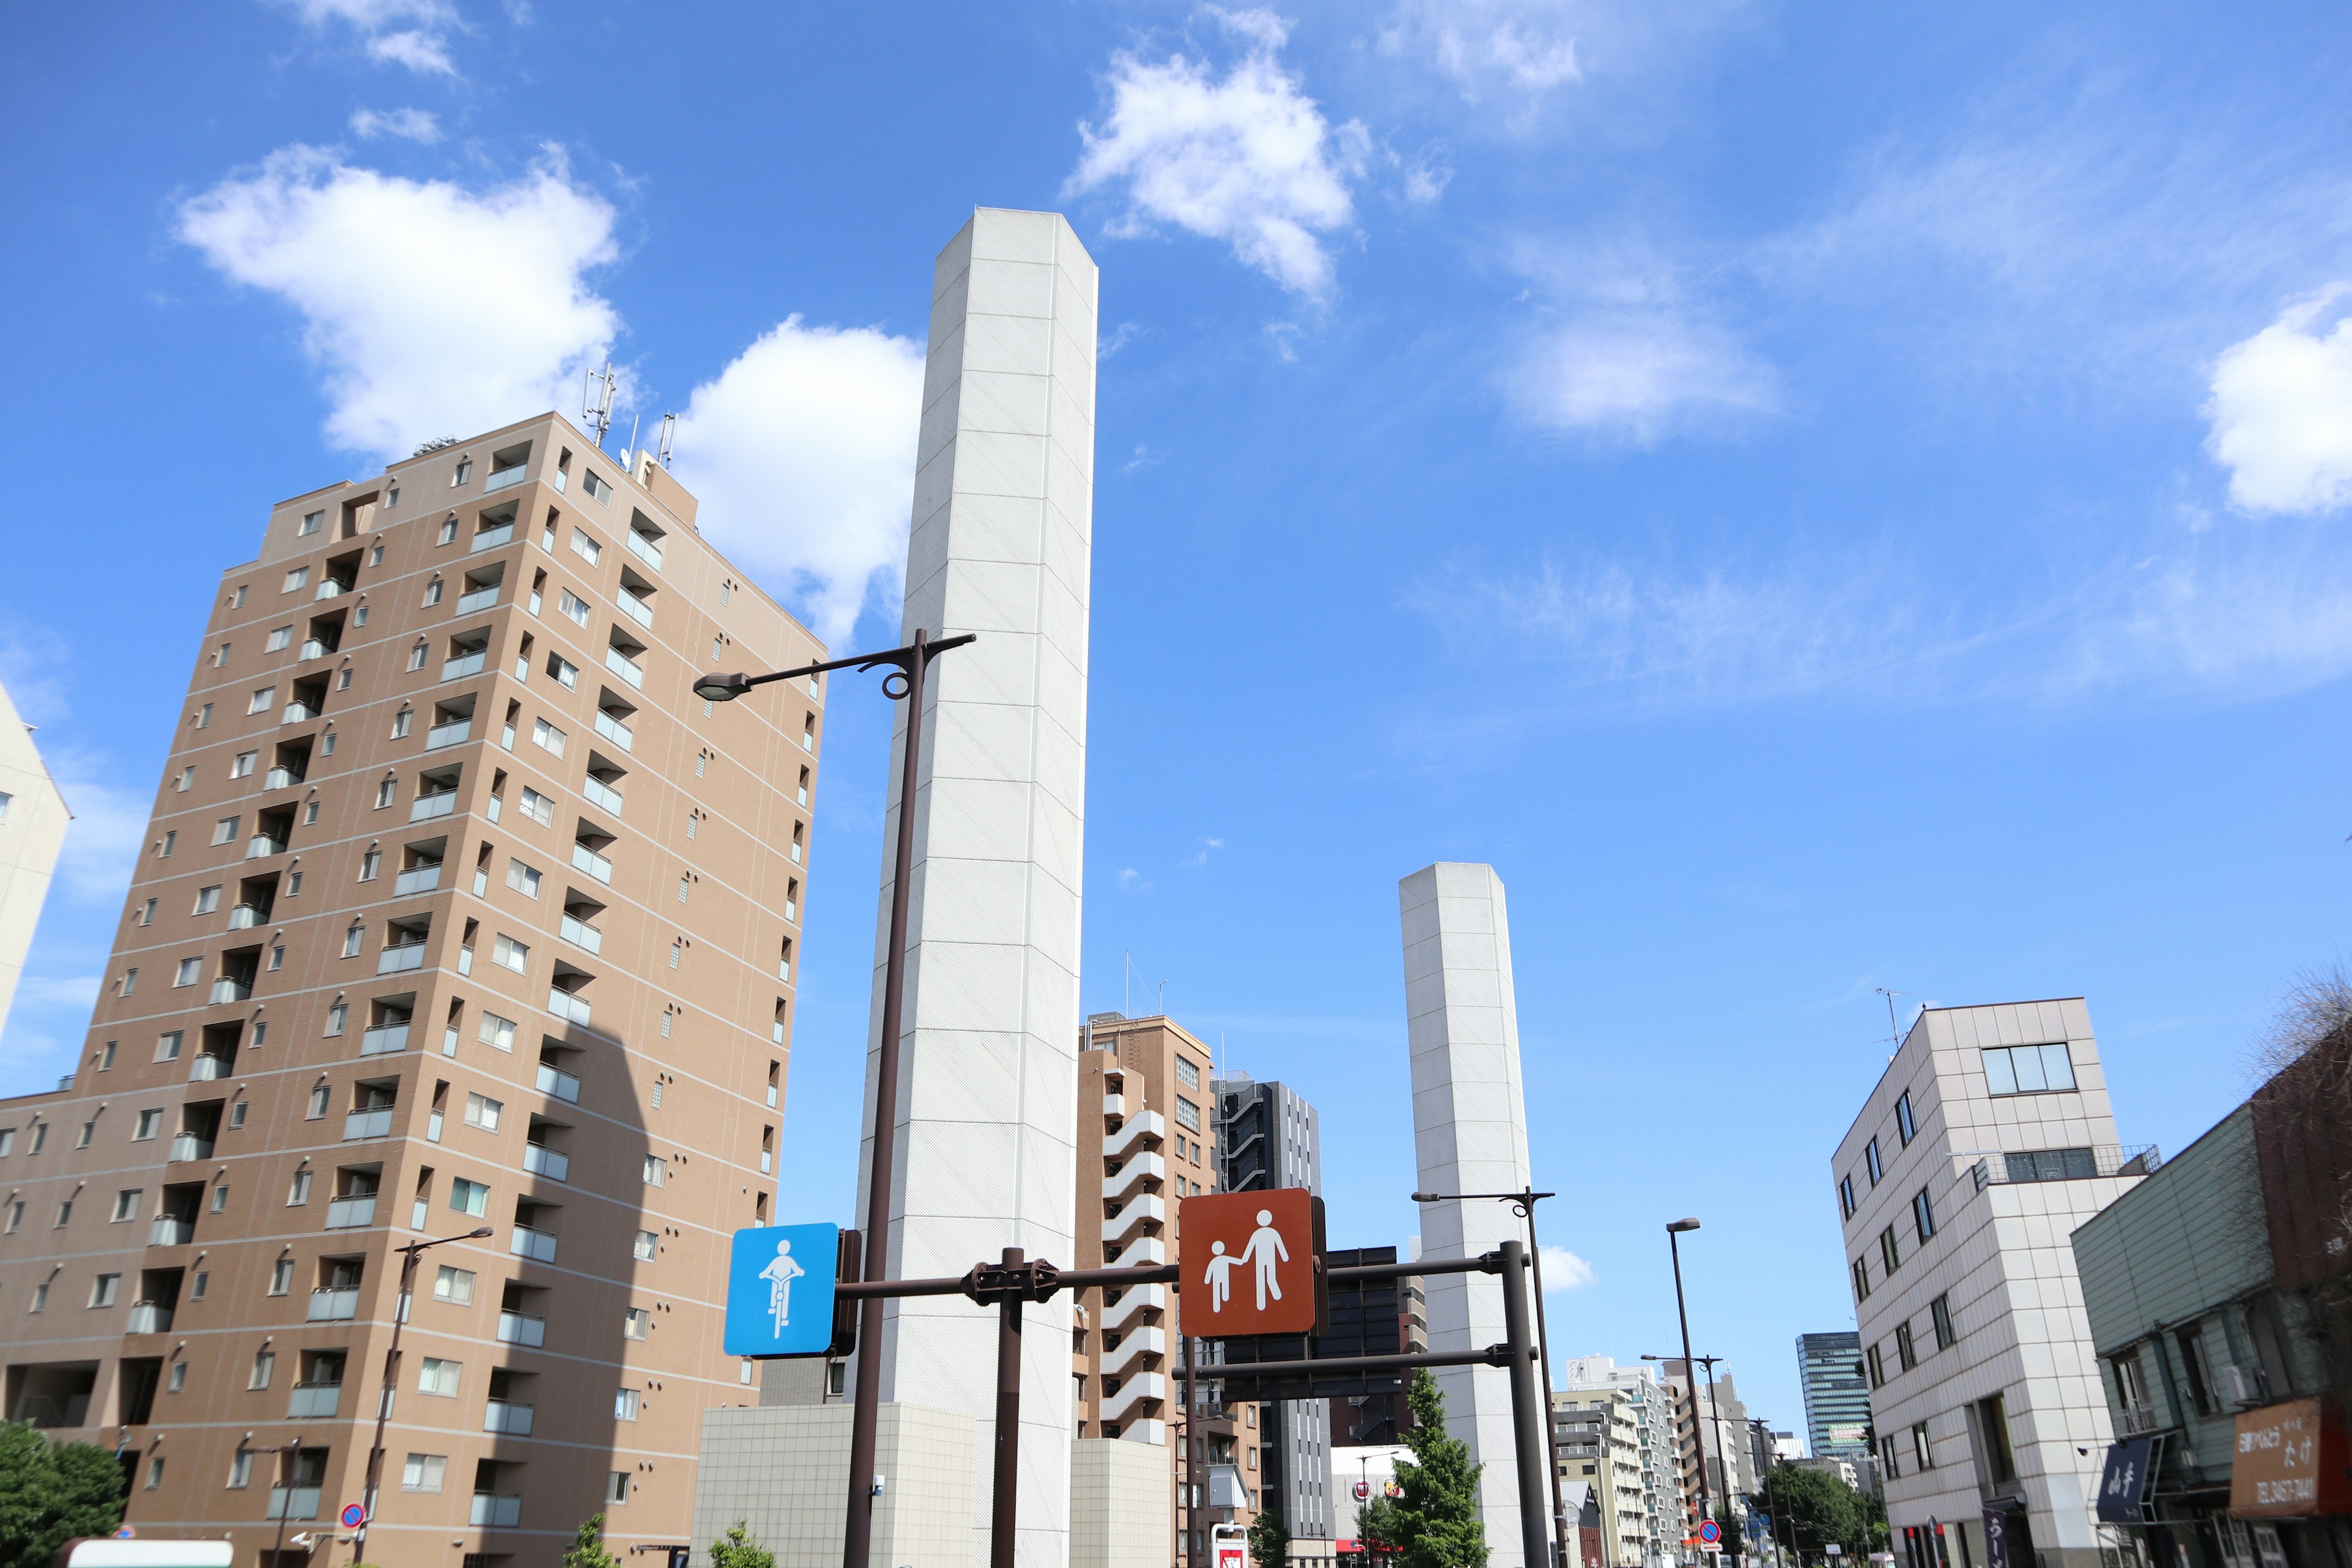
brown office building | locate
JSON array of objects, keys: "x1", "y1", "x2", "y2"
[
  {"x1": 0, "y1": 413, "x2": 823, "y2": 1564},
  {"x1": 1072, "y1": 1012, "x2": 1263, "y2": 1564}
]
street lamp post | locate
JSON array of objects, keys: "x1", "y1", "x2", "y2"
[
  {"x1": 268, "y1": 1433, "x2": 304, "y2": 1568},
  {"x1": 356, "y1": 1228, "x2": 492, "y2": 1562},
  {"x1": 698, "y1": 630, "x2": 976, "y2": 1568},
  {"x1": 1412, "y1": 1188, "x2": 1567, "y2": 1567},
  {"x1": 1662, "y1": 1219, "x2": 1709, "y2": 1564}
]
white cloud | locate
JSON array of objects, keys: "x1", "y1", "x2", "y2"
[
  {"x1": 1541, "y1": 1245, "x2": 1596, "y2": 1291},
  {"x1": 669, "y1": 318, "x2": 925, "y2": 647},
  {"x1": 364, "y1": 29, "x2": 454, "y2": 73},
  {"x1": 281, "y1": 0, "x2": 458, "y2": 74},
  {"x1": 1068, "y1": 11, "x2": 1368, "y2": 300},
  {"x1": 1380, "y1": 0, "x2": 1581, "y2": 98},
  {"x1": 2204, "y1": 285, "x2": 2352, "y2": 514},
  {"x1": 1117, "y1": 867, "x2": 1153, "y2": 892},
  {"x1": 40, "y1": 748, "x2": 157, "y2": 907},
  {"x1": 178, "y1": 145, "x2": 621, "y2": 460},
  {"x1": 349, "y1": 106, "x2": 442, "y2": 141}
]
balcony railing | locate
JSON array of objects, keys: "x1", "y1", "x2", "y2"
[
  {"x1": 360, "y1": 1023, "x2": 410, "y2": 1057},
  {"x1": 394, "y1": 864, "x2": 442, "y2": 895},
  {"x1": 510, "y1": 1224, "x2": 559, "y2": 1263},
  {"x1": 535, "y1": 1061, "x2": 580, "y2": 1102},
  {"x1": 593, "y1": 711, "x2": 633, "y2": 752},
  {"x1": 307, "y1": 1287, "x2": 360, "y2": 1321},
  {"x1": 569, "y1": 844, "x2": 612, "y2": 883},
  {"x1": 442, "y1": 652, "x2": 486, "y2": 681},
  {"x1": 483, "y1": 466, "x2": 530, "y2": 494},
  {"x1": 167, "y1": 1131, "x2": 214, "y2": 1163},
  {"x1": 496, "y1": 1311, "x2": 545, "y2": 1347},
  {"x1": 425, "y1": 720, "x2": 472, "y2": 750},
  {"x1": 265, "y1": 764, "x2": 303, "y2": 788},
  {"x1": 189, "y1": 1054, "x2": 231, "y2": 1082},
  {"x1": 2119, "y1": 1401, "x2": 2166, "y2": 1436},
  {"x1": 287, "y1": 1382, "x2": 343, "y2": 1419},
  {"x1": 469, "y1": 522, "x2": 516, "y2": 552},
  {"x1": 559, "y1": 914, "x2": 602, "y2": 954},
  {"x1": 456, "y1": 586, "x2": 501, "y2": 616},
  {"x1": 604, "y1": 648, "x2": 644, "y2": 688},
  {"x1": 618, "y1": 588, "x2": 654, "y2": 628},
  {"x1": 344, "y1": 1108, "x2": 394, "y2": 1140},
  {"x1": 1971, "y1": 1144, "x2": 2162, "y2": 1189},
  {"x1": 314, "y1": 580, "x2": 350, "y2": 601},
  {"x1": 325, "y1": 1196, "x2": 378, "y2": 1229},
  {"x1": 551, "y1": 467, "x2": 568, "y2": 494},
  {"x1": 266, "y1": 1487, "x2": 322, "y2": 1521},
  {"x1": 297, "y1": 638, "x2": 328, "y2": 661},
  {"x1": 227, "y1": 903, "x2": 262, "y2": 929},
  {"x1": 483, "y1": 1398, "x2": 535, "y2": 1434},
  {"x1": 522, "y1": 1142, "x2": 570, "y2": 1182},
  {"x1": 626, "y1": 530, "x2": 663, "y2": 570},
  {"x1": 127, "y1": 1301, "x2": 174, "y2": 1335},
  {"x1": 546, "y1": 989, "x2": 592, "y2": 1027},
  {"x1": 149, "y1": 1216, "x2": 195, "y2": 1247},
  {"x1": 470, "y1": 1493, "x2": 522, "y2": 1528},
  {"x1": 244, "y1": 836, "x2": 284, "y2": 859},
  {"x1": 208, "y1": 976, "x2": 253, "y2": 1005},
  {"x1": 582, "y1": 777, "x2": 624, "y2": 815},
  {"x1": 410, "y1": 792, "x2": 458, "y2": 822},
  {"x1": 377, "y1": 943, "x2": 427, "y2": 975}
]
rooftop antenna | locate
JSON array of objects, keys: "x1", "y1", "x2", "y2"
[
  {"x1": 582, "y1": 363, "x2": 617, "y2": 448},
  {"x1": 624, "y1": 411, "x2": 642, "y2": 467},
  {"x1": 1877, "y1": 988, "x2": 1910, "y2": 1057},
  {"x1": 1158, "y1": 979, "x2": 1169, "y2": 1016},
  {"x1": 656, "y1": 413, "x2": 677, "y2": 469}
]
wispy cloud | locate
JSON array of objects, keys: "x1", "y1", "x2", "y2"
[
  {"x1": 1117, "y1": 867, "x2": 1153, "y2": 893},
  {"x1": 1541, "y1": 1244, "x2": 1596, "y2": 1291},
  {"x1": 1067, "y1": 9, "x2": 1368, "y2": 300},
  {"x1": 279, "y1": 0, "x2": 459, "y2": 75},
  {"x1": 349, "y1": 106, "x2": 442, "y2": 141},
  {"x1": 1379, "y1": 0, "x2": 1581, "y2": 100},
  {"x1": 2204, "y1": 284, "x2": 2352, "y2": 514}
]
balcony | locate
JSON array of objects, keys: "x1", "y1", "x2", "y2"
[
  {"x1": 604, "y1": 648, "x2": 644, "y2": 688},
  {"x1": 470, "y1": 1493, "x2": 522, "y2": 1529},
  {"x1": 582, "y1": 777, "x2": 624, "y2": 815},
  {"x1": 546, "y1": 989, "x2": 592, "y2": 1027},
  {"x1": 266, "y1": 1487, "x2": 322, "y2": 1522},
  {"x1": 307, "y1": 1287, "x2": 360, "y2": 1322},
  {"x1": 227, "y1": 903, "x2": 262, "y2": 930},
  {"x1": 442, "y1": 651, "x2": 487, "y2": 681},
  {"x1": 410, "y1": 793, "x2": 458, "y2": 823},
  {"x1": 425, "y1": 720, "x2": 472, "y2": 750},
  {"x1": 2119, "y1": 1401, "x2": 2166, "y2": 1436},
  {"x1": 287, "y1": 1382, "x2": 343, "y2": 1419},
  {"x1": 626, "y1": 530, "x2": 663, "y2": 570},
  {"x1": 619, "y1": 588, "x2": 654, "y2": 628},
  {"x1": 189, "y1": 1054, "x2": 231, "y2": 1082},
  {"x1": 127, "y1": 1301, "x2": 175, "y2": 1335},
  {"x1": 521, "y1": 1142, "x2": 570, "y2": 1183},
  {"x1": 559, "y1": 914, "x2": 603, "y2": 954},
  {"x1": 344, "y1": 1108, "x2": 393, "y2": 1140},
  {"x1": 496, "y1": 1311, "x2": 545, "y2": 1348},
  {"x1": 149, "y1": 1216, "x2": 195, "y2": 1248},
  {"x1": 325, "y1": 1196, "x2": 377, "y2": 1229},
  {"x1": 264, "y1": 764, "x2": 303, "y2": 788},
  {"x1": 535, "y1": 1061, "x2": 579, "y2": 1102},
  {"x1": 469, "y1": 522, "x2": 516, "y2": 553},
  {"x1": 456, "y1": 586, "x2": 500, "y2": 615},
  {"x1": 168, "y1": 1133, "x2": 213, "y2": 1163},
  {"x1": 510, "y1": 1224, "x2": 558, "y2": 1263},
  {"x1": 1102, "y1": 1093, "x2": 1126, "y2": 1117},
  {"x1": 296, "y1": 639, "x2": 327, "y2": 662},
  {"x1": 483, "y1": 1398, "x2": 535, "y2": 1435},
  {"x1": 1971, "y1": 1144, "x2": 2162, "y2": 1189},
  {"x1": 593, "y1": 711, "x2": 633, "y2": 752},
  {"x1": 360, "y1": 1023, "x2": 410, "y2": 1056},
  {"x1": 244, "y1": 836, "x2": 284, "y2": 860},
  {"x1": 377, "y1": 943, "x2": 427, "y2": 975},
  {"x1": 569, "y1": 844, "x2": 612, "y2": 884},
  {"x1": 314, "y1": 581, "x2": 348, "y2": 602},
  {"x1": 280, "y1": 704, "x2": 315, "y2": 725},
  {"x1": 483, "y1": 466, "x2": 530, "y2": 494},
  {"x1": 394, "y1": 864, "x2": 441, "y2": 895}
]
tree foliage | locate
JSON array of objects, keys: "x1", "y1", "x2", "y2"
[
  {"x1": 564, "y1": 1512, "x2": 623, "y2": 1568},
  {"x1": 1357, "y1": 1371, "x2": 1488, "y2": 1568},
  {"x1": 1759, "y1": 1464, "x2": 1890, "y2": 1561},
  {"x1": 0, "y1": 1423, "x2": 127, "y2": 1568},
  {"x1": 709, "y1": 1521, "x2": 775, "y2": 1568},
  {"x1": 1250, "y1": 1497, "x2": 1291, "y2": 1568}
]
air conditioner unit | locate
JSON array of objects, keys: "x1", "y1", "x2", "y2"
[{"x1": 2219, "y1": 1364, "x2": 2265, "y2": 1408}]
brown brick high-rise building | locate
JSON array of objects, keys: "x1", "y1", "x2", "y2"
[{"x1": 0, "y1": 413, "x2": 822, "y2": 1564}]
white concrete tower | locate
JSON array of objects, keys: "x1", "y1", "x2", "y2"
[
  {"x1": 0, "y1": 677, "x2": 70, "y2": 1044},
  {"x1": 857, "y1": 208, "x2": 1098, "y2": 1568},
  {"x1": 1400, "y1": 862, "x2": 1545, "y2": 1568}
]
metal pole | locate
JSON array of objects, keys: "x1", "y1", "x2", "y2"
[
  {"x1": 844, "y1": 627, "x2": 932, "y2": 1568},
  {"x1": 1520, "y1": 1196, "x2": 1568, "y2": 1568},
  {"x1": 991, "y1": 1248, "x2": 1025, "y2": 1568},
  {"x1": 1500, "y1": 1240, "x2": 1551, "y2": 1568},
  {"x1": 355, "y1": 1243, "x2": 420, "y2": 1564},
  {"x1": 1185, "y1": 1330, "x2": 1200, "y2": 1568},
  {"x1": 270, "y1": 1436, "x2": 301, "y2": 1568},
  {"x1": 1700, "y1": 1359, "x2": 1728, "y2": 1560},
  {"x1": 1670, "y1": 1231, "x2": 1710, "y2": 1558}
]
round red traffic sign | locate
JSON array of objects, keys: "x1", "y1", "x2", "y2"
[
  {"x1": 1353, "y1": 1481, "x2": 1371, "y2": 1501},
  {"x1": 1699, "y1": 1521, "x2": 1722, "y2": 1545},
  {"x1": 339, "y1": 1504, "x2": 368, "y2": 1529}
]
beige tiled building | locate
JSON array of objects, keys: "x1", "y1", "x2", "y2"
[{"x1": 0, "y1": 413, "x2": 821, "y2": 1564}]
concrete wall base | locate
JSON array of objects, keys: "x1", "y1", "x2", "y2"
[
  {"x1": 691, "y1": 1403, "x2": 974, "y2": 1568},
  {"x1": 1069, "y1": 1438, "x2": 1172, "y2": 1568}
]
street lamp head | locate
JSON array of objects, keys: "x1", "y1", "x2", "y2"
[
  {"x1": 468, "y1": 1227, "x2": 494, "y2": 1239},
  {"x1": 1667, "y1": 1218, "x2": 1702, "y2": 1233},
  {"x1": 693, "y1": 671, "x2": 753, "y2": 703},
  {"x1": 1411, "y1": 1191, "x2": 1442, "y2": 1202}
]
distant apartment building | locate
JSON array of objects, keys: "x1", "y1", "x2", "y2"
[
  {"x1": 0, "y1": 676, "x2": 70, "y2": 1042},
  {"x1": 1559, "y1": 1357, "x2": 1681, "y2": 1568},
  {"x1": 1663, "y1": 1359, "x2": 1754, "y2": 1517},
  {"x1": 1833, "y1": 999, "x2": 2154, "y2": 1568},
  {"x1": 1324, "y1": 1247, "x2": 1428, "y2": 1449},
  {"x1": 1216, "y1": 1071, "x2": 1334, "y2": 1556},
  {"x1": 1073, "y1": 1013, "x2": 1262, "y2": 1562},
  {"x1": 1797, "y1": 1332, "x2": 1872, "y2": 1460},
  {"x1": 0, "y1": 415, "x2": 820, "y2": 1562}
]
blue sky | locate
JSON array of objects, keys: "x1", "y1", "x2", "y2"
[{"x1": 6, "y1": 0, "x2": 2352, "y2": 1436}]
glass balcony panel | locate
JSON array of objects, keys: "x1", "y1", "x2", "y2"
[
  {"x1": 570, "y1": 845, "x2": 612, "y2": 883},
  {"x1": 483, "y1": 1398, "x2": 535, "y2": 1434},
  {"x1": 424, "y1": 720, "x2": 471, "y2": 750},
  {"x1": 168, "y1": 1133, "x2": 213, "y2": 1163},
  {"x1": 280, "y1": 704, "x2": 315, "y2": 725},
  {"x1": 314, "y1": 581, "x2": 347, "y2": 601},
  {"x1": 287, "y1": 1382, "x2": 342, "y2": 1418},
  {"x1": 377, "y1": 943, "x2": 427, "y2": 974},
  {"x1": 264, "y1": 766, "x2": 301, "y2": 788},
  {"x1": 227, "y1": 904, "x2": 262, "y2": 930},
  {"x1": 127, "y1": 1302, "x2": 174, "y2": 1334},
  {"x1": 605, "y1": 649, "x2": 644, "y2": 688},
  {"x1": 522, "y1": 1142, "x2": 569, "y2": 1182},
  {"x1": 456, "y1": 587, "x2": 501, "y2": 616},
  {"x1": 495, "y1": 1311, "x2": 545, "y2": 1347},
  {"x1": 619, "y1": 589, "x2": 654, "y2": 628},
  {"x1": 510, "y1": 1224, "x2": 559, "y2": 1263},
  {"x1": 625, "y1": 530, "x2": 663, "y2": 570},
  {"x1": 470, "y1": 1493, "x2": 522, "y2": 1528},
  {"x1": 244, "y1": 837, "x2": 284, "y2": 860},
  {"x1": 559, "y1": 914, "x2": 603, "y2": 954},
  {"x1": 546, "y1": 989, "x2": 592, "y2": 1026},
  {"x1": 394, "y1": 864, "x2": 442, "y2": 895},
  {"x1": 149, "y1": 1216, "x2": 195, "y2": 1247},
  {"x1": 344, "y1": 1108, "x2": 394, "y2": 1140},
  {"x1": 307, "y1": 1287, "x2": 360, "y2": 1321},
  {"x1": 535, "y1": 1063, "x2": 580, "y2": 1102},
  {"x1": 441, "y1": 652, "x2": 486, "y2": 681},
  {"x1": 483, "y1": 466, "x2": 529, "y2": 494},
  {"x1": 297, "y1": 640, "x2": 326, "y2": 662},
  {"x1": 360, "y1": 1023, "x2": 410, "y2": 1056},
  {"x1": 410, "y1": 793, "x2": 458, "y2": 822},
  {"x1": 325, "y1": 1196, "x2": 377, "y2": 1229},
  {"x1": 592, "y1": 712, "x2": 633, "y2": 752},
  {"x1": 266, "y1": 1487, "x2": 322, "y2": 1521},
  {"x1": 189, "y1": 1055, "x2": 230, "y2": 1082},
  {"x1": 551, "y1": 468, "x2": 568, "y2": 493},
  {"x1": 582, "y1": 777, "x2": 624, "y2": 815},
  {"x1": 469, "y1": 522, "x2": 515, "y2": 552}
]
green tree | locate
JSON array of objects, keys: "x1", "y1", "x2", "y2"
[
  {"x1": 1356, "y1": 1371, "x2": 1488, "y2": 1568},
  {"x1": 564, "y1": 1512, "x2": 623, "y2": 1568},
  {"x1": 709, "y1": 1521, "x2": 775, "y2": 1568},
  {"x1": 0, "y1": 1422, "x2": 127, "y2": 1568},
  {"x1": 1250, "y1": 1499, "x2": 1291, "y2": 1568},
  {"x1": 1762, "y1": 1464, "x2": 1867, "y2": 1561}
]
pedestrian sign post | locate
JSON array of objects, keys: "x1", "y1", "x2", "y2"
[
  {"x1": 1177, "y1": 1188, "x2": 1328, "y2": 1336},
  {"x1": 725, "y1": 1223, "x2": 850, "y2": 1358}
]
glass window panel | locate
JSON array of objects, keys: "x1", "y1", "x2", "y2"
[
  {"x1": 2011, "y1": 1046, "x2": 2048, "y2": 1092},
  {"x1": 2041, "y1": 1043, "x2": 2076, "y2": 1090},
  {"x1": 1983, "y1": 1049, "x2": 2017, "y2": 1095}
]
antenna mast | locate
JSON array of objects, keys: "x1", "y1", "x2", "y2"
[
  {"x1": 1877, "y1": 988, "x2": 1911, "y2": 1055},
  {"x1": 582, "y1": 363, "x2": 617, "y2": 447},
  {"x1": 656, "y1": 412, "x2": 678, "y2": 469}
]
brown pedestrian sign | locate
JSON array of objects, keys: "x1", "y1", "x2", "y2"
[{"x1": 1179, "y1": 1188, "x2": 1328, "y2": 1336}]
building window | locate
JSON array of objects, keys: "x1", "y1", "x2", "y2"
[
  {"x1": 1175, "y1": 1097, "x2": 1201, "y2": 1133},
  {"x1": 111, "y1": 1189, "x2": 141, "y2": 1222},
  {"x1": 1880, "y1": 1434, "x2": 1900, "y2": 1479},
  {"x1": 1879, "y1": 1225, "x2": 1900, "y2": 1273},
  {"x1": 417, "y1": 1357, "x2": 461, "y2": 1395},
  {"x1": 614, "y1": 1388, "x2": 641, "y2": 1420},
  {"x1": 2177, "y1": 1326, "x2": 2218, "y2": 1416},
  {"x1": 228, "y1": 1450, "x2": 255, "y2": 1489},
  {"x1": 174, "y1": 958, "x2": 202, "y2": 987},
  {"x1": 606, "y1": 1472, "x2": 629, "y2": 1505},
  {"x1": 284, "y1": 567, "x2": 309, "y2": 593},
  {"x1": 1175, "y1": 1056, "x2": 1200, "y2": 1088},
  {"x1": 464, "y1": 1093, "x2": 502, "y2": 1132},
  {"x1": 90, "y1": 1273, "x2": 121, "y2": 1307},
  {"x1": 519, "y1": 786, "x2": 555, "y2": 825},
  {"x1": 1996, "y1": 1147, "x2": 2101, "y2": 1183},
  {"x1": 1839, "y1": 1175, "x2": 1856, "y2": 1219},
  {"x1": 1930, "y1": 1292, "x2": 1956, "y2": 1349},
  {"x1": 507, "y1": 859, "x2": 541, "y2": 897},
  {"x1": 1982, "y1": 1042, "x2": 2077, "y2": 1095},
  {"x1": 1865, "y1": 1137, "x2": 1883, "y2": 1185},
  {"x1": 403, "y1": 1454, "x2": 447, "y2": 1493},
  {"x1": 299, "y1": 509, "x2": 324, "y2": 536},
  {"x1": 492, "y1": 933, "x2": 529, "y2": 972},
  {"x1": 212, "y1": 815, "x2": 240, "y2": 846},
  {"x1": 270, "y1": 1259, "x2": 295, "y2": 1295},
  {"x1": 634, "y1": 1231, "x2": 657, "y2": 1261},
  {"x1": 478, "y1": 1012, "x2": 517, "y2": 1051},
  {"x1": 449, "y1": 1178, "x2": 489, "y2": 1216},
  {"x1": 1913, "y1": 1187, "x2": 1936, "y2": 1242},
  {"x1": 533, "y1": 718, "x2": 565, "y2": 756},
  {"x1": 643, "y1": 1156, "x2": 667, "y2": 1187},
  {"x1": 624, "y1": 1308, "x2": 650, "y2": 1340},
  {"x1": 1896, "y1": 1322, "x2": 1917, "y2": 1371},
  {"x1": 249, "y1": 685, "x2": 275, "y2": 715},
  {"x1": 250, "y1": 1349, "x2": 276, "y2": 1388},
  {"x1": 288, "y1": 1170, "x2": 312, "y2": 1205},
  {"x1": 134, "y1": 1109, "x2": 163, "y2": 1139},
  {"x1": 156, "y1": 1031, "x2": 185, "y2": 1063},
  {"x1": 1895, "y1": 1091, "x2": 1917, "y2": 1145}
]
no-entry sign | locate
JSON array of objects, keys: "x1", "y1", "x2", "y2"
[{"x1": 1178, "y1": 1188, "x2": 1327, "y2": 1336}]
